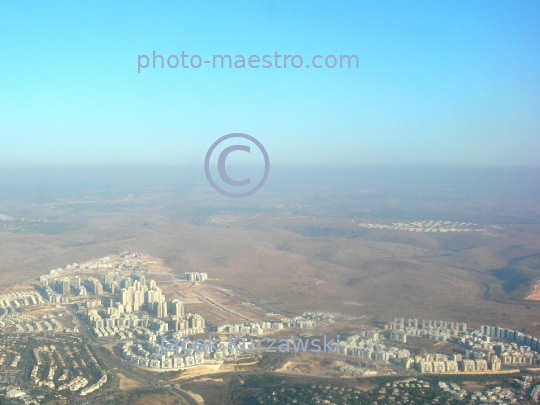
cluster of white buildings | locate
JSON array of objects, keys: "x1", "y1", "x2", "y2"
[
  {"x1": 339, "y1": 365, "x2": 379, "y2": 376},
  {"x1": 185, "y1": 271, "x2": 208, "y2": 282},
  {"x1": 0, "y1": 311, "x2": 64, "y2": 333},
  {"x1": 41, "y1": 285, "x2": 69, "y2": 304},
  {"x1": 384, "y1": 317, "x2": 540, "y2": 373},
  {"x1": 469, "y1": 385, "x2": 515, "y2": 403},
  {"x1": 99, "y1": 272, "x2": 176, "y2": 315},
  {"x1": 122, "y1": 314, "x2": 208, "y2": 370},
  {"x1": 158, "y1": 326, "x2": 206, "y2": 342},
  {"x1": 380, "y1": 316, "x2": 540, "y2": 374},
  {"x1": 281, "y1": 317, "x2": 317, "y2": 328},
  {"x1": 66, "y1": 257, "x2": 113, "y2": 270},
  {"x1": 215, "y1": 313, "x2": 333, "y2": 335},
  {"x1": 27, "y1": 341, "x2": 106, "y2": 397},
  {"x1": 39, "y1": 257, "x2": 113, "y2": 283},
  {"x1": 14, "y1": 318, "x2": 62, "y2": 333},
  {"x1": 216, "y1": 323, "x2": 262, "y2": 335},
  {"x1": 120, "y1": 252, "x2": 145, "y2": 260},
  {"x1": 438, "y1": 381, "x2": 518, "y2": 404},
  {"x1": 438, "y1": 382, "x2": 467, "y2": 400},
  {"x1": 31, "y1": 346, "x2": 66, "y2": 389},
  {"x1": 90, "y1": 323, "x2": 135, "y2": 339},
  {"x1": 0, "y1": 290, "x2": 43, "y2": 308},
  {"x1": 302, "y1": 312, "x2": 335, "y2": 322},
  {"x1": 481, "y1": 325, "x2": 540, "y2": 352},
  {"x1": 89, "y1": 311, "x2": 169, "y2": 338},
  {"x1": 122, "y1": 330, "x2": 271, "y2": 371},
  {"x1": 379, "y1": 378, "x2": 516, "y2": 404},
  {"x1": 38, "y1": 257, "x2": 116, "y2": 302},
  {"x1": 460, "y1": 330, "x2": 540, "y2": 366},
  {"x1": 121, "y1": 314, "x2": 336, "y2": 372},
  {"x1": 39, "y1": 269, "x2": 61, "y2": 282},
  {"x1": 282, "y1": 312, "x2": 333, "y2": 328},
  {"x1": 376, "y1": 378, "x2": 431, "y2": 402},
  {"x1": 89, "y1": 305, "x2": 205, "y2": 340},
  {"x1": 57, "y1": 375, "x2": 88, "y2": 392},
  {"x1": 80, "y1": 372, "x2": 107, "y2": 396},
  {"x1": 336, "y1": 331, "x2": 411, "y2": 363},
  {"x1": 531, "y1": 383, "x2": 540, "y2": 401},
  {"x1": 216, "y1": 321, "x2": 282, "y2": 334},
  {"x1": 391, "y1": 378, "x2": 430, "y2": 389},
  {"x1": 385, "y1": 318, "x2": 467, "y2": 342},
  {"x1": 356, "y1": 220, "x2": 480, "y2": 233},
  {"x1": 122, "y1": 340, "x2": 205, "y2": 370},
  {"x1": 38, "y1": 263, "x2": 210, "y2": 344},
  {"x1": 411, "y1": 352, "x2": 499, "y2": 373},
  {"x1": 10, "y1": 354, "x2": 21, "y2": 368}
]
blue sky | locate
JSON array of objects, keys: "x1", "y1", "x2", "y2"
[{"x1": 0, "y1": 1, "x2": 539, "y2": 166}]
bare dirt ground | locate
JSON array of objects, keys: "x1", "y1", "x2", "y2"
[
  {"x1": 525, "y1": 282, "x2": 540, "y2": 300},
  {"x1": 117, "y1": 372, "x2": 144, "y2": 390},
  {"x1": 1, "y1": 198, "x2": 540, "y2": 337},
  {"x1": 275, "y1": 354, "x2": 342, "y2": 377},
  {"x1": 169, "y1": 363, "x2": 225, "y2": 381},
  {"x1": 462, "y1": 381, "x2": 488, "y2": 391}
]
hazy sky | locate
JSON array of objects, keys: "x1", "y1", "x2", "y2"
[{"x1": 0, "y1": 1, "x2": 539, "y2": 166}]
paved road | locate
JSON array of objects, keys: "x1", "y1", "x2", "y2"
[
  {"x1": 92, "y1": 344, "x2": 200, "y2": 405},
  {"x1": 67, "y1": 306, "x2": 200, "y2": 405},
  {"x1": 191, "y1": 289, "x2": 254, "y2": 322},
  {"x1": 205, "y1": 281, "x2": 297, "y2": 318},
  {"x1": 61, "y1": 279, "x2": 310, "y2": 404}
]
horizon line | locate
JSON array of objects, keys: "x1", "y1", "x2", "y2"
[{"x1": 0, "y1": 163, "x2": 540, "y2": 169}]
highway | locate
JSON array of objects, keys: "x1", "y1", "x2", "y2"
[
  {"x1": 205, "y1": 281, "x2": 297, "y2": 318},
  {"x1": 61, "y1": 279, "x2": 304, "y2": 404},
  {"x1": 90, "y1": 343, "x2": 200, "y2": 405},
  {"x1": 68, "y1": 305, "x2": 201, "y2": 405},
  {"x1": 191, "y1": 289, "x2": 254, "y2": 322}
]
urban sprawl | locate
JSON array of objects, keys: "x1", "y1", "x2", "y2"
[{"x1": 1, "y1": 253, "x2": 540, "y2": 404}]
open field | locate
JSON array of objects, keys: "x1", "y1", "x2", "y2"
[
  {"x1": 168, "y1": 283, "x2": 285, "y2": 326},
  {"x1": 0, "y1": 167, "x2": 539, "y2": 336}
]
